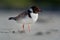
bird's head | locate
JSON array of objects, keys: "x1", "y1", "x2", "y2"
[{"x1": 30, "y1": 6, "x2": 42, "y2": 14}]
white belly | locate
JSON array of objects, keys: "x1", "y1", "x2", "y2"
[
  {"x1": 31, "y1": 13, "x2": 38, "y2": 22},
  {"x1": 16, "y1": 13, "x2": 38, "y2": 24}
]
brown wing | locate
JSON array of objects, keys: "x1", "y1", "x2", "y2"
[{"x1": 15, "y1": 11, "x2": 28, "y2": 20}]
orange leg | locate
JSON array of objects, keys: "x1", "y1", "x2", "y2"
[{"x1": 28, "y1": 24, "x2": 30, "y2": 32}]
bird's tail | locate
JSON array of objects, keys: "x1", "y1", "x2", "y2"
[{"x1": 8, "y1": 17, "x2": 16, "y2": 20}]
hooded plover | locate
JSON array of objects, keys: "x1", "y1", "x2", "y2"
[{"x1": 9, "y1": 6, "x2": 41, "y2": 32}]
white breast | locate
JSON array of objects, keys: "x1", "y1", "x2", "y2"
[
  {"x1": 31, "y1": 13, "x2": 38, "y2": 23},
  {"x1": 16, "y1": 13, "x2": 38, "y2": 24}
]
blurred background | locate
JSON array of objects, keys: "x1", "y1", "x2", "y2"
[
  {"x1": 0, "y1": 0, "x2": 60, "y2": 40},
  {"x1": 0, "y1": 0, "x2": 60, "y2": 11}
]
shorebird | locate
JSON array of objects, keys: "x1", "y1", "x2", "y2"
[{"x1": 9, "y1": 6, "x2": 41, "y2": 32}]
